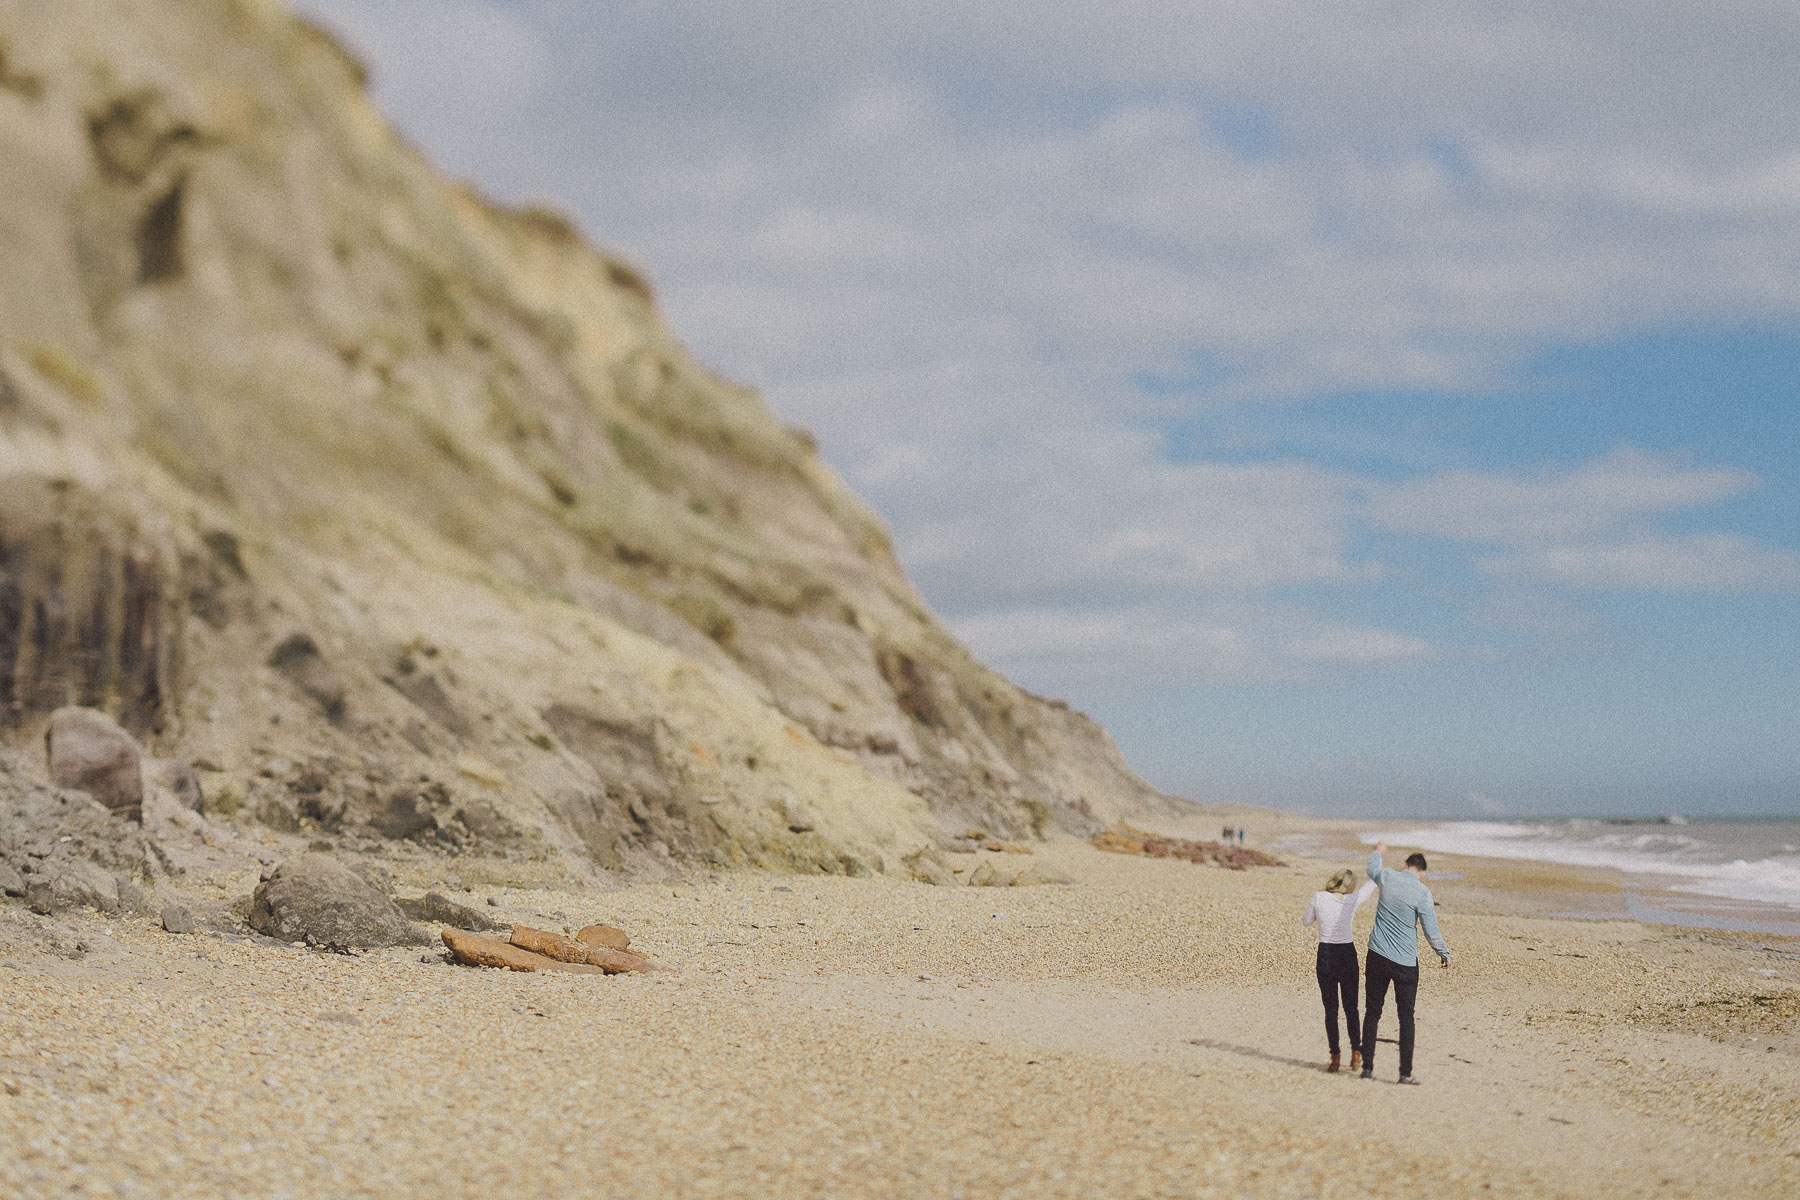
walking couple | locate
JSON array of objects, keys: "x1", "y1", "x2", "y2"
[{"x1": 1300, "y1": 841, "x2": 1450, "y2": 1084}]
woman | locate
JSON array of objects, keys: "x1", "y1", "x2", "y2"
[{"x1": 1301, "y1": 868, "x2": 1377, "y2": 1072}]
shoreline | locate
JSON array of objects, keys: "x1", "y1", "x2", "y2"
[
  {"x1": 3, "y1": 833, "x2": 1798, "y2": 1197},
  {"x1": 1208, "y1": 810, "x2": 1800, "y2": 941}
]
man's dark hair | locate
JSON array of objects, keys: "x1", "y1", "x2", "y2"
[{"x1": 1405, "y1": 852, "x2": 1428, "y2": 872}]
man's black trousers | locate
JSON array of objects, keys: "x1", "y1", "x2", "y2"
[
  {"x1": 1361, "y1": 950, "x2": 1420, "y2": 1077},
  {"x1": 1314, "y1": 942, "x2": 1360, "y2": 1056}
]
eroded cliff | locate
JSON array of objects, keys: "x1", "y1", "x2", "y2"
[{"x1": 0, "y1": 0, "x2": 1182, "y2": 880}]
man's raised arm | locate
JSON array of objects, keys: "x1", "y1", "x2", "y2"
[{"x1": 1367, "y1": 844, "x2": 1385, "y2": 882}]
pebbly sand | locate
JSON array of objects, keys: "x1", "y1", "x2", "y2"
[{"x1": 2, "y1": 836, "x2": 1798, "y2": 1199}]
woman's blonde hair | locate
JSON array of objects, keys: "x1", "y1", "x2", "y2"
[{"x1": 1325, "y1": 868, "x2": 1356, "y2": 894}]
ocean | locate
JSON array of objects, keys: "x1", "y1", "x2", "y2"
[{"x1": 1359, "y1": 818, "x2": 1800, "y2": 934}]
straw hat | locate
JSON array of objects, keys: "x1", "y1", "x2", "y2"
[{"x1": 1324, "y1": 869, "x2": 1356, "y2": 894}]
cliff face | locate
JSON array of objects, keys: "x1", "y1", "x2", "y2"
[{"x1": 0, "y1": 0, "x2": 1180, "y2": 878}]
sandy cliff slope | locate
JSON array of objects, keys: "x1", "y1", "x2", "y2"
[{"x1": 0, "y1": 0, "x2": 1184, "y2": 879}]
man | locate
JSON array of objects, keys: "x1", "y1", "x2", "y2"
[{"x1": 1360, "y1": 841, "x2": 1450, "y2": 1085}]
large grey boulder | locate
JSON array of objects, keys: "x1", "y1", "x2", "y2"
[
  {"x1": 25, "y1": 859, "x2": 120, "y2": 915},
  {"x1": 45, "y1": 707, "x2": 143, "y2": 822},
  {"x1": 394, "y1": 891, "x2": 504, "y2": 932},
  {"x1": 246, "y1": 854, "x2": 429, "y2": 947}
]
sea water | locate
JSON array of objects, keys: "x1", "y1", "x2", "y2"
[{"x1": 1360, "y1": 818, "x2": 1800, "y2": 930}]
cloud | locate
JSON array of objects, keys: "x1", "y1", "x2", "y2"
[
  {"x1": 951, "y1": 604, "x2": 1439, "y2": 688},
  {"x1": 295, "y1": 1, "x2": 1800, "y2": 411},
  {"x1": 1365, "y1": 448, "x2": 1756, "y2": 545},
  {"x1": 289, "y1": 0, "x2": 1800, "y2": 697},
  {"x1": 1366, "y1": 448, "x2": 1800, "y2": 594},
  {"x1": 1480, "y1": 533, "x2": 1800, "y2": 593}
]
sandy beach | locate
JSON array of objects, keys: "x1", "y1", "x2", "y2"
[{"x1": 2, "y1": 834, "x2": 1797, "y2": 1200}]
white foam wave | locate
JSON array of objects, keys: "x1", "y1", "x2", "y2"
[{"x1": 1359, "y1": 823, "x2": 1800, "y2": 911}]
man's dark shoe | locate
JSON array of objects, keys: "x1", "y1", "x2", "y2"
[
  {"x1": 1397, "y1": 1075, "x2": 1422, "y2": 1086},
  {"x1": 1359, "y1": 1068, "x2": 1374, "y2": 1080}
]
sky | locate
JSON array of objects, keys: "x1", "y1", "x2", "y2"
[{"x1": 291, "y1": 0, "x2": 1800, "y2": 818}]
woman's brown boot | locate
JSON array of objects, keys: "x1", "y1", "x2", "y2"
[
  {"x1": 1350, "y1": 1050, "x2": 1362, "y2": 1071},
  {"x1": 1327, "y1": 1053, "x2": 1341, "y2": 1073}
]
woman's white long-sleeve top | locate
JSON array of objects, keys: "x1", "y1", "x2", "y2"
[{"x1": 1300, "y1": 880, "x2": 1377, "y2": 944}]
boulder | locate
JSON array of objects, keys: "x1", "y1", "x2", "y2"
[
  {"x1": 966, "y1": 860, "x2": 1010, "y2": 887},
  {"x1": 0, "y1": 751, "x2": 157, "y2": 883},
  {"x1": 0, "y1": 860, "x2": 23, "y2": 897},
  {"x1": 440, "y1": 927, "x2": 605, "y2": 974},
  {"x1": 911, "y1": 858, "x2": 958, "y2": 886},
  {"x1": 511, "y1": 925, "x2": 659, "y2": 974},
  {"x1": 1011, "y1": 862, "x2": 1075, "y2": 886},
  {"x1": 574, "y1": 924, "x2": 631, "y2": 951},
  {"x1": 779, "y1": 788, "x2": 815, "y2": 833},
  {"x1": 904, "y1": 848, "x2": 958, "y2": 887},
  {"x1": 157, "y1": 760, "x2": 204, "y2": 812},
  {"x1": 396, "y1": 891, "x2": 503, "y2": 932},
  {"x1": 266, "y1": 633, "x2": 346, "y2": 720},
  {"x1": 252, "y1": 788, "x2": 302, "y2": 833},
  {"x1": 246, "y1": 854, "x2": 430, "y2": 947},
  {"x1": 24, "y1": 859, "x2": 120, "y2": 915},
  {"x1": 44, "y1": 707, "x2": 143, "y2": 822},
  {"x1": 160, "y1": 904, "x2": 196, "y2": 934},
  {"x1": 114, "y1": 876, "x2": 156, "y2": 914}
]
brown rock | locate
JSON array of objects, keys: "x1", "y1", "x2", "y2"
[
  {"x1": 440, "y1": 928, "x2": 606, "y2": 974},
  {"x1": 575, "y1": 924, "x2": 631, "y2": 952},
  {"x1": 512, "y1": 924, "x2": 661, "y2": 974},
  {"x1": 45, "y1": 707, "x2": 143, "y2": 822},
  {"x1": 586, "y1": 947, "x2": 661, "y2": 975},
  {"x1": 508, "y1": 924, "x2": 592, "y2": 963},
  {"x1": 1089, "y1": 824, "x2": 1284, "y2": 869},
  {"x1": 1091, "y1": 828, "x2": 1146, "y2": 855}
]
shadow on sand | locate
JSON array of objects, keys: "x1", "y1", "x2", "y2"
[{"x1": 1185, "y1": 1037, "x2": 1398, "y2": 1073}]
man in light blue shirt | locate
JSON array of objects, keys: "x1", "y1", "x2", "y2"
[{"x1": 1360, "y1": 841, "x2": 1451, "y2": 1084}]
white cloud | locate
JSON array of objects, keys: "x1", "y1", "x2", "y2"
[
  {"x1": 1364, "y1": 449, "x2": 1800, "y2": 595},
  {"x1": 1365, "y1": 448, "x2": 1756, "y2": 545},
  {"x1": 951, "y1": 604, "x2": 1438, "y2": 688},
  {"x1": 1480, "y1": 533, "x2": 1800, "y2": 593},
  {"x1": 289, "y1": 0, "x2": 1800, "y2": 694},
  {"x1": 294, "y1": 1, "x2": 1800, "y2": 412}
]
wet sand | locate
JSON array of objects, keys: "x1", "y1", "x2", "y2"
[{"x1": 2, "y1": 837, "x2": 1798, "y2": 1198}]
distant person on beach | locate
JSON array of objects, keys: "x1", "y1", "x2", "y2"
[
  {"x1": 1360, "y1": 842, "x2": 1450, "y2": 1085},
  {"x1": 1237, "y1": 827, "x2": 1245, "y2": 845},
  {"x1": 1301, "y1": 868, "x2": 1378, "y2": 1072}
]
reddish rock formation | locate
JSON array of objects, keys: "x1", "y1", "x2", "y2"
[
  {"x1": 440, "y1": 928, "x2": 605, "y2": 974},
  {"x1": 510, "y1": 924, "x2": 659, "y2": 974},
  {"x1": 575, "y1": 924, "x2": 631, "y2": 951},
  {"x1": 1092, "y1": 825, "x2": 1284, "y2": 870}
]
